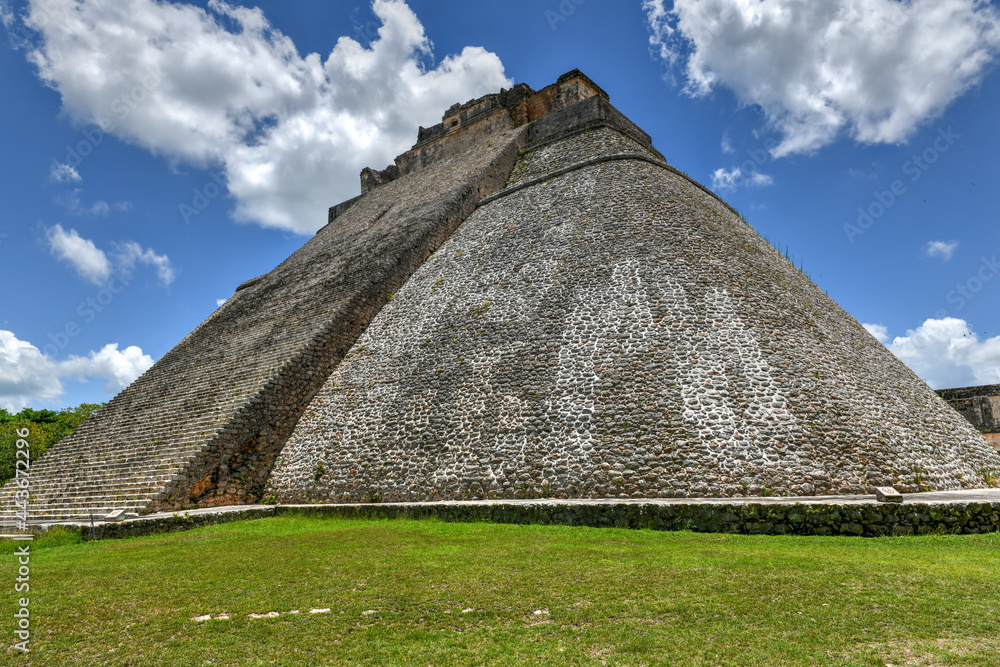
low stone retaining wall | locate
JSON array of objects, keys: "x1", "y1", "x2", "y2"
[
  {"x1": 73, "y1": 499, "x2": 1000, "y2": 540},
  {"x1": 76, "y1": 508, "x2": 277, "y2": 540},
  {"x1": 275, "y1": 501, "x2": 1000, "y2": 538}
]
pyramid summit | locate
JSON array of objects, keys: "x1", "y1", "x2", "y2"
[{"x1": 4, "y1": 70, "x2": 999, "y2": 522}]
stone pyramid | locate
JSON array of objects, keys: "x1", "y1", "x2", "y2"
[{"x1": 4, "y1": 70, "x2": 998, "y2": 522}]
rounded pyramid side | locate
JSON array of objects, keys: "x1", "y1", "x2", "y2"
[{"x1": 266, "y1": 125, "x2": 1000, "y2": 502}]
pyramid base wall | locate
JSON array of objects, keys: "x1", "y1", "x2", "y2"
[{"x1": 54, "y1": 495, "x2": 1000, "y2": 540}]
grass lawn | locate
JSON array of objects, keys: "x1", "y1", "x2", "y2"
[{"x1": 2, "y1": 516, "x2": 999, "y2": 666}]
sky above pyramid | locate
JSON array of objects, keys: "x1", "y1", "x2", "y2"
[{"x1": 1, "y1": 0, "x2": 999, "y2": 411}]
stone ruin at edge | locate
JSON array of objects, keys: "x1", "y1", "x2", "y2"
[{"x1": 4, "y1": 70, "x2": 999, "y2": 522}]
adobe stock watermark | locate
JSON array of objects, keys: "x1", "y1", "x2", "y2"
[
  {"x1": 351, "y1": 10, "x2": 383, "y2": 45},
  {"x1": 179, "y1": 171, "x2": 227, "y2": 224},
  {"x1": 10, "y1": 426, "x2": 33, "y2": 653},
  {"x1": 58, "y1": 68, "x2": 161, "y2": 175},
  {"x1": 546, "y1": 0, "x2": 588, "y2": 30},
  {"x1": 933, "y1": 254, "x2": 1000, "y2": 319},
  {"x1": 41, "y1": 269, "x2": 132, "y2": 359},
  {"x1": 844, "y1": 127, "x2": 960, "y2": 244}
]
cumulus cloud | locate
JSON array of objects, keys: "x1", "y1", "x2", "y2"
[
  {"x1": 644, "y1": 0, "x2": 1000, "y2": 156},
  {"x1": 49, "y1": 161, "x2": 81, "y2": 183},
  {"x1": 711, "y1": 168, "x2": 741, "y2": 190},
  {"x1": 875, "y1": 317, "x2": 1000, "y2": 389},
  {"x1": 0, "y1": 331, "x2": 152, "y2": 411},
  {"x1": 45, "y1": 225, "x2": 174, "y2": 286},
  {"x1": 17, "y1": 0, "x2": 510, "y2": 234},
  {"x1": 46, "y1": 223, "x2": 111, "y2": 284},
  {"x1": 926, "y1": 240, "x2": 959, "y2": 261},
  {"x1": 216, "y1": 298, "x2": 227, "y2": 307},
  {"x1": 862, "y1": 322, "x2": 889, "y2": 344},
  {"x1": 0, "y1": 330, "x2": 63, "y2": 410},
  {"x1": 710, "y1": 166, "x2": 773, "y2": 191},
  {"x1": 114, "y1": 241, "x2": 176, "y2": 286},
  {"x1": 59, "y1": 343, "x2": 154, "y2": 394}
]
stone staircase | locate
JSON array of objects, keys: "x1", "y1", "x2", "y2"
[{"x1": 0, "y1": 422, "x2": 208, "y2": 525}]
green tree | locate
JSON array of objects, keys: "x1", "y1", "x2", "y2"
[{"x1": 0, "y1": 403, "x2": 104, "y2": 485}]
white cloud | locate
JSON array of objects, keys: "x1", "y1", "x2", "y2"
[
  {"x1": 0, "y1": 1, "x2": 12, "y2": 29},
  {"x1": 720, "y1": 133, "x2": 734, "y2": 154},
  {"x1": 216, "y1": 298, "x2": 227, "y2": 307},
  {"x1": 59, "y1": 343, "x2": 154, "y2": 394},
  {"x1": 926, "y1": 240, "x2": 959, "y2": 261},
  {"x1": 710, "y1": 166, "x2": 773, "y2": 191},
  {"x1": 45, "y1": 225, "x2": 173, "y2": 286},
  {"x1": 862, "y1": 322, "x2": 889, "y2": 344},
  {"x1": 644, "y1": 0, "x2": 1000, "y2": 157},
  {"x1": 55, "y1": 189, "x2": 130, "y2": 217},
  {"x1": 0, "y1": 331, "x2": 152, "y2": 411},
  {"x1": 877, "y1": 317, "x2": 1000, "y2": 389},
  {"x1": 114, "y1": 241, "x2": 175, "y2": 286},
  {"x1": 642, "y1": 0, "x2": 678, "y2": 65},
  {"x1": 0, "y1": 330, "x2": 63, "y2": 411},
  {"x1": 49, "y1": 161, "x2": 81, "y2": 183},
  {"x1": 46, "y1": 223, "x2": 111, "y2": 285},
  {"x1": 711, "y1": 167, "x2": 741, "y2": 190},
  {"x1": 19, "y1": 0, "x2": 511, "y2": 234}
]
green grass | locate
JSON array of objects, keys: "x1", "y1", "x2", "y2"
[{"x1": 2, "y1": 517, "x2": 999, "y2": 665}]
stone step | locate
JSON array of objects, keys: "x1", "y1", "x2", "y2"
[
  {"x1": 4, "y1": 483, "x2": 178, "y2": 501},
  {"x1": 24, "y1": 448, "x2": 199, "y2": 466},
  {"x1": 3, "y1": 470, "x2": 185, "y2": 487},
  {"x1": 24, "y1": 457, "x2": 197, "y2": 477},
  {"x1": 26, "y1": 453, "x2": 201, "y2": 475},
  {"x1": 28, "y1": 443, "x2": 203, "y2": 463},
  {"x1": 0, "y1": 498, "x2": 155, "y2": 514},
  {"x1": 2, "y1": 486, "x2": 170, "y2": 502},
  {"x1": 0, "y1": 480, "x2": 179, "y2": 504},
  {"x1": 0, "y1": 509, "x2": 152, "y2": 523}
]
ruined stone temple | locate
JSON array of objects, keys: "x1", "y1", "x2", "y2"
[
  {"x1": 4, "y1": 70, "x2": 999, "y2": 522},
  {"x1": 937, "y1": 385, "x2": 1000, "y2": 449}
]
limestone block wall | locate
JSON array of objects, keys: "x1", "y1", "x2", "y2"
[{"x1": 266, "y1": 122, "x2": 1000, "y2": 503}]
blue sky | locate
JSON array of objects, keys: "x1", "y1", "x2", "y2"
[{"x1": 1, "y1": 0, "x2": 999, "y2": 411}]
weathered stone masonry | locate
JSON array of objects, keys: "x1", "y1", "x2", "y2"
[
  {"x1": 0, "y1": 71, "x2": 625, "y2": 520},
  {"x1": 937, "y1": 385, "x2": 1000, "y2": 449},
  {"x1": 263, "y1": 73, "x2": 1000, "y2": 504},
  {"x1": 3, "y1": 69, "x2": 999, "y2": 523}
]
